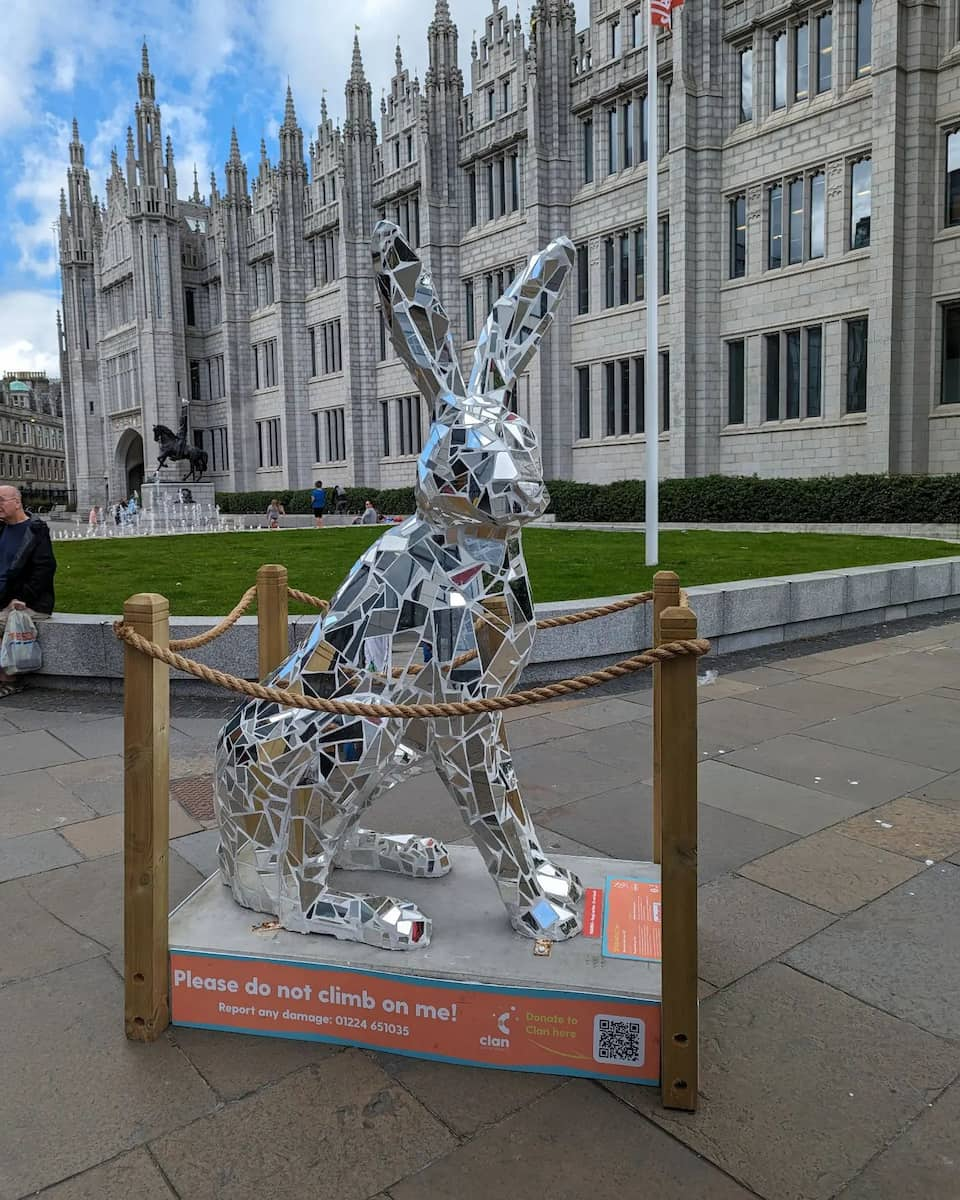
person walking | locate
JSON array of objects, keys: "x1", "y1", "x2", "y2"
[
  {"x1": 266, "y1": 498, "x2": 285, "y2": 530},
  {"x1": 0, "y1": 486, "x2": 56, "y2": 698},
  {"x1": 311, "y1": 480, "x2": 327, "y2": 528}
]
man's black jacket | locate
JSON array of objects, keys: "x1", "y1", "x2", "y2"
[{"x1": 0, "y1": 515, "x2": 56, "y2": 613}]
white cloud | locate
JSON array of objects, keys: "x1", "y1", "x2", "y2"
[{"x1": 0, "y1": 289, "x2": 61, "y2": 374}]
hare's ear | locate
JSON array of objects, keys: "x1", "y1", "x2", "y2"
[
  {"x1": 469, "y1": 236, "x2": 575, "y2": 396},
  {"x1": 371, "y1": 221, "x2": 466, "y2": 410}
]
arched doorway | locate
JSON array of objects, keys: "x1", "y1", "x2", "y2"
[{"x1": 115, "y1": 429, "x2": 145, "y2": 500}]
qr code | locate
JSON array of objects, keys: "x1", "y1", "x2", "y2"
[{"x1": 593, "y1": 1014, "x2": 646, "y2": 1066}]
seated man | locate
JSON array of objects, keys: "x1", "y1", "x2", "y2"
[{"x1": 0, "y1": 486, "x2": 56, "y2": 697}]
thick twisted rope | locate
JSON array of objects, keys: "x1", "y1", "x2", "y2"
[
  {"x1": 168, "y1": 585, "x2": 258, "y2": 650},
  {"x1": 113, "y1": 621, "x2": 709, "y2": 718}
]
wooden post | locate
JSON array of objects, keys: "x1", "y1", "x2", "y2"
[
  {"x1": 257, "y1": 563, "x2": 289, "y2": 679},
  {"x1": 123, "y1": 593, "x2": 171, "y2": 1042},
  {"x1": 652, "y1": 570, "x2": 680, "y2": 865},
  {"x1": 658, "y1": 604, "x2": 699, "y2": 1110}
]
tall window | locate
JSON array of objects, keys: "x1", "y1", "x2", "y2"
[
  {"x1": 769, "y1": 184, "x2": 783, "y2": 269},
  {"x1": 256, "y1": 417, "x2": 281, "y2": 468},
  {"x1": 846, "y1": 318, "x2": 868, "y2": 412},
  {"x1": 660, "y1": 218, "x2": 670, "y2": 295},
  {"x1": 605, "y1": 362, "x2": 616, "y2": 435},
  {"x1": 856, "y1": 0, "x2": 872, "y2": 76},
  {"x1": 496, "y1": 157, "x2": 506, "y2": 217},
  {"x1": 794, "y1": 24, "x2": 809, "y2": 100},
  {"x1": 607, "y1": 107, "x2": 619, "y2": 173},
  {"x1": 620, "y1": 359, "x2": 632, "y2": 433},
  {"x1": 397, "y1": 394, "x2": 422, "y2": 455},
  {"x1": 253, "y1": 339, "x2": 277, "y2": 389},
  {"x1": 739, "y1": 47, "x2": 753, "y2": 122},
  {"x1": 816, "y1": 13, "x2": 832, "y2": 92},
  {"x1": 486, "y1": 162, "x2": 494, "y2": 219},
  {"x1": 639, "y1": 94, "x2": 649, "y2": 161},
  {"x1": 577, "y1": 366, "x2": 591, "y2": 438},
  {"x1": 765, "y1": 333, "x2": 781, "y2": 420},
  {"x1": 502, "y1": 79, "x2": 511, "y2": 112},
  {"x1": 634, "y1": 228, "x2": 645, "y2": 300},
  {"x1": 850, "y1": 158, "x2": 872, "y2": 248},
  {"x1": 943, "y1": 307, "x2": 960, "y2": 405},
  {"x1": 786, "y1": 329, "x2": 802, "y2": 418},
  {"x1": 728, "y1": 340, "x2": 745, "y2": 424},
  {"x1": 468, "y1": 171, "x2": 477, "y2": 226},
  {"x1": 582, "y1": 117, "x2": 594, "y2": 183},
  {"x1": 510, "y1": 154, "x2": 520, "y2": 211},
  {"x1": 604, "y1": 237, "x2": 615, "y2": 307},
  {"x1": 184, "y1": 288, "x2": 196, "y2": 326},
  {"x1": 464, "y1": 281, "x2": 475, "y2": 340},
  {"x1": 806, "y1": 326, "x2": 823, "y2": 417},
  {"x1": 946, "y1": 130, "x2": 960, "y2": 227},
  {"x1": 730, "y1": 195, "x2": 746, "y2": 278},
  {"x1": 577, "y1": 244, "x2": 590, "y2": 314},
  {"x1": 309, "y1": 319, "x2": 342, "y2": 377},
  {"x1": 809, "y1": 172, "x2": 826, "y2": 259},
  {"x1": 610, "y1": 18, "x2": 621, "y2": 56},
  {"x1": 788, "y1": 178, "x2": 804, "y2": 264},
  {"x1": 660, "y1": 352, "x2": 670, "y2": 431},
  {"x1": 487, "y1": 88, "x2": 495, "y2": 120},
  {"x1": 631, "y1": 6, "x2": 645, "y2": 47},
  {"x1": 773, "y1": 32, "x2": 787, "y2": 110},
  {"x1": 623, "y1": 99, "x2": 635, "y2": 167},
  {"x1": 619, "y1": 233, "x2": 630, "y2": 305},
  {"x1": 380, "y1": 400, "x2": 391, "y2": 456}
]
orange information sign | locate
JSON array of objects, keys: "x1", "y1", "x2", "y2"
[
  {"x1": 170, "y1": 951, "x2": 660, "y2": 1084},
  {"x1": 602, "y1": 878, "x2": 662, "y2": 962}
]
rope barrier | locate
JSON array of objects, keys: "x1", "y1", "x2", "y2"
[
  {"x1": 168, "y1": 585, "x2": 257, "y2": 651},
  {"x1": 112, "y1": 622, "x2": 710, "y2": 718}
]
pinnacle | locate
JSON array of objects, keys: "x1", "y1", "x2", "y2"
[
  {"x1": 284, "y1": 81, "x2": 297, "y2": 126},
  {"x1": 434, "y1": 0, "x2": 451, "y2": 18},
  {"x1": 71, "y1": 117, "x2": 80, "y2": 143},
  {"x1": 395, "y1": 38, "x2": 403, "y2": 73},
  {"x1": 140, "y1": 39, "x2": 151, "y2": 75},
  {"x1": 126, "y1": 125, "x2": 135, "y2": 150},
  {"x1": 350, "y1": 32, "x2": 366, "y2": 83},
  {"x1": 229, "y1": 126, "x2": 242, "y2": 162}
]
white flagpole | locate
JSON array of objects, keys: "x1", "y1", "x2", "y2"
[{"x1": 644, "y1": 13, "x2": 660, "y2": 567}]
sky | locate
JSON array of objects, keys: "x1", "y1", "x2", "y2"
[{"x1": 0, "y1": 0, "x2": 589, "y2": 379}]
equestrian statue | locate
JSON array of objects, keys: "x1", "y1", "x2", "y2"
[{"x1": 153, "y1": 408, "x2": 208, "y2": 481}]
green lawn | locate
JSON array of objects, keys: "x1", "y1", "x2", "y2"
[{"x1": 49, "y1": 527, "x2": 960, "y2": 616}]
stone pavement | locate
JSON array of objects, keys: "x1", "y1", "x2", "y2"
[{"x1": 2, "y1": 618, "x2": 960, "y2": 1199}]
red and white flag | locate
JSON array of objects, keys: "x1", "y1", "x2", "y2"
[{"x1": 651, "y1": 0, "x2": 684, "y2": 28}]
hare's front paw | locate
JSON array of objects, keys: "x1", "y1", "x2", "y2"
[
  {"x1": 284, "y1": 891, "x2": 432, "y2": 950},
  {"x1": 335, "y1": 830, "x2": 451, "y2": 878},
  {"x1": 510, "y1": 862, "x2": 585, "y2": 942}
]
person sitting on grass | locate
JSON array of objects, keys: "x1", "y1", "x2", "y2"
[
  {"x1": 266, "y1": 498, "x2": 285, "y2": 530},
  {"x1": 0, "y1": 485, "x2": 56, "y2": 698}
]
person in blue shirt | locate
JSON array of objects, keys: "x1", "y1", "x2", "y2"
[{"x1": 310, "y1": 480, "x2": 327, "y2": 528}]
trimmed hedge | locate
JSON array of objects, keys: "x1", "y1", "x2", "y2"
[{"x1": 215, "y1": 474, "x2": 960, "y2": 524}]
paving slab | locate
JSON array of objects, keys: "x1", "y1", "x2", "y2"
[
  {"x1": 0, "y1": 714, "x2": 19, "y2": 736},
  {"x1": 722, "y1": 734, "x2": 943, "y2": 805},
  {"x1": 0, "y1": 767, "x2": 95, "y2": 838},
  {"x1": 497, "y1": 713, "x2": 590, "y2": 748},
  {"x1": 169, "y1": 1026, "x2": 342, "y2": 1101},
  {"x1": 170, "y1": 826, "x2": 221, "y2": 876},
  {"x1": 0, "y1": 877, "x2": 105, "y2": 984},
  {"x1": 0, "y1": 704, "x2": 116, "y2": 731},
  {"x1": 694, "y1": 676, "x2": 761, "y2": 701},
  {"x1": 770, "y1": 650, "x2": 870, "y2": 675},
  {"x1": 0, "y1": 956, "x2": 215, "y2": 1200},
  {"x1": 786, "y1": 864, "x2": 960, "y2": 1041},
  {"x1": 512, "y1": 736, "x2": 650, "y2": 810},
  {"x1": 803, "y1": 705, "x2": 960, "y2": 771},
  {"x1": 613, "y1": 963, "x2": 960, "y2": 1200},
  {"x1": 37, "y1": 715, "x2": 124, "y2": 758},
  {"x1": 913, "y1": 769, "x2": 960, "y2": 810},
  {"x1": 48, "y1": 754, "x2": 123, "y2": 787},
  {"x1": 836, "y1": 1078, "x2": 960, "y2": 1199},
  {"x1": 0, "y1": 728, "x2": 82, "y2": 772},
  {"x1": 723, "y1": 664, "x2": 804, "y2": 687},
  {"x1": 739, "y1": 829, "x2": 924, "y2": 914},
  {"x1": 149, "y1": 1051, "x2": 456, "y2": 1200},
  {"x1": 389, "y1": 1079, "x2": 755, "y2": 1200},
  {"x1": 811, "y1": 651, "x2": 960, "y2": 697},
  {"x1": 363, "y1": 769, "x2": 489, "y2": 843},
  {"x1": 370, "y1": 1052, "x2": 563, "y2": 1137},
  {"x1": 739, "y1": 678, "x2": 889, "y2": 719},
  {"x1": 541, "y1": 695, "x2": 657, "y2": 729},
  {"x1": 696, "y1": 697, "x2": 818, "y2": 756},
  {"x1": 32, "y1": 1148, "x2": 177, "y2": 1199},
  {"x1": 699, "y1": 760, "x2": 870, "y2": 835},
  {"x1": 0, "y1": 828, "x2": 82, "y2": 882},
  {"x1": 835, "y1": 796, "x2": 960, "y2": 861},
  {"x1": 698, "y1": 875, "x2": 836, "y2": 988},
  {"x1": 61, "y1": 802, "x2": 203, "y2": 859},
  {"x1": 21, "y1": 849, "x2": 203, "y2": 953}
]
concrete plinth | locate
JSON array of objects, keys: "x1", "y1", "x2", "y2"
[
  {"x1": 140, "y1": 479, "x2": 217, "y2": 512},
  {"x1": 169, "y1": 847, "x2": 663, "y2": 1085}
]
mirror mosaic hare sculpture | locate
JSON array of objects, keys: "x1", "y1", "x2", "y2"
[{"x1": 215, "y1": 221, "x2": 583, "y2": 950}]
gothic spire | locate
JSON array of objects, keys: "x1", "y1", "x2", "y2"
[
  {"x1": 229, "y1": 126, "x2": 242, "y2": 165},
  {"x1": 350, "y1": 32, "x2": 366, "y2": 84},
  {"x1": 395, "y1": 38, "x2": 403, "y2": 73},
  {"x1": 191, "y1": 163, "x2": 201, "y2": 202},
  {"x1": 283, "y1": 81, "x2": 297, "y2": 126},
  {"x1": 138, "y1": 38, "x2": 156, "y2": 102}
]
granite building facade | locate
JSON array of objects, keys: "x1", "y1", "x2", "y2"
[
  {"x1": 57, "y1": 0, "x2": 960, "y2": 512},
  {"x1": 0, "y1": 372, "x2": 67, "y2": 503}
]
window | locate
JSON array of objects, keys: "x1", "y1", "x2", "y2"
[
  {"x1": 486, "y1": 162, "x2": 494, "y2": 219},
  {"x1": 942, "y1": 306, "x2": 960, "y2": 405},
  {"x1": 511, "y1": 154, "x2": 520, "y2": 211},
  {"x1": 393, "y1": 141, "x2": 401, "y2": 170},
  {"x1": 487, "y1": 88, "x2": 495, "y2": 121},
  {"x1": 620, "y1": 359, "x2": 632, "y2": 433},
  {"x1": 582, "y1": 116, "x2": 594, "y2": 183},
  {"x1": 765, "y1": 333, "x2": 781, "y2": 420},
  {"x1": 633, "y1": 356, "x2": 645, "y2": 432},
  {"x1": 623, "y1": 99, "x2": 634, "y2": 167},
  {"x1": 610, "y1": 18, "x2": 621, "y2": 56},
  {"x1": 380, "y1": 401, "x2": 391, "y2": 456},
  {"x1": 634, "y1": 228, "x2": 645, "y2": 301},
  {"x1": 619, "y1": 233, "x2": 630, "y2": 305},
  {"x1": 639, "y1": 93, "x2": 649, "y2": 162},
  {"x1": 739, "y1": 47, "x2": 753, "y2": 122},
  {"x1": 315, "y1": 408, "x2": 346, "y2": 462},
  {"x1": 788, "y1": 178, "x2": 804, "y2": 265},
  {"x1": 728, "y1": 341, "x2": 745, "y2": 424},
  {"x1": 806, "y1": 326, "x2": 823, "y2": 417},
  {"x1": 809, "y1": 172, "x2": 825, "y2": 258},
  {"x1": 816, "y1": 12, "x2": 832, "y2": 92},
  {"x1": 794, "y1": 23, "x2": 809, "y2": 100},
  {"x1": 577, "y1": 244, "x2": 590, "y2": 314},
  {"x1": 464, "y1": 281, "x2": 475, "y2": 339},
  {"x1": 502, "y1": 79, "x2": 511, "y2": 111},
  {"x1": 850, "y1": 158, "x2": 871, "y2": 248},
  {"x1": 729, "y1": 194, "x2": 746, "y2": 278},
  {"x1": 310, "y1": 319, "x2": 342, "y2": 377},
  {"x1": 773, "y1": 32, "x2": 787, "y2": 110},
  {"x1": 846, "y1": 318, "x2": 868, "y2": 412},
  {"x1": 604, "y1": 237, "x2": 616, "y2": 308},
  {"x1": 607, "y1": 108, "x2": 618, "y2": 173},
  {"x1": 253, "y1": 339, "x2": 277, "y2": 389},
  {"x1": 309, "y1": 233, "x2": 338, "y2": 288},
  {"x1": 468, "y1": 171, "x2": 477, "y2": 226},
  {"x1": 631, "y1": 6, "x2": 645, "y2": 47},
  {"x1": 397, "y1": 395, "x2": 422, "y2": 455},
  {"x1": 184, "y1": 288, "x2": 196, "y2": 326},
  {"x1": 856, "y1": 0, "x2": 871, "y2": 76},
  {"x1": 377, "y1": 307, "x2": 387, "y2": 361},
  {"x1": 498, "y1": 157, "x2": 507, "y2": 217},
  {"x1": 786, "y1": 329, "x2": 802, "y2": 418},
  {"x1": 605, "y1": 362, "x2": 616, "y2": 435},
  {"x1": 769, "y1": 183, "x2": 783, "y2": 269},
  {"x1": 256, "y1": 417, "x2": 281, "y2": 467},
  {"x1": 407, "y1": 133, "x2": 414, "y2": 162},
  {"x1": 946, "y1": 131, "x2": 960, "y2": 227},
  {"x1": 254, "y1": 258, "x2": 275, "y2": 308},
  {"x1": 190, "y1": 360, "x2": 201, "y2": 403},
  {"x1": 660, "y1": 352, "x2": 670, "y2": 430},
  {"x1": 577, "y1": 366, "x2": 591, "y2": 438},
  {"x1": 660, "y1": 218, "x2": 670, "y2": 295}
]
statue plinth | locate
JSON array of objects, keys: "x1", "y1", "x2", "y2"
[{"x1": 140, "y1": 478, "x2": 217, "y2": 513}]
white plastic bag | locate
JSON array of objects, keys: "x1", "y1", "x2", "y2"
[{"x1": 0, "y1": 609, "x2": 42, "y2": 675}]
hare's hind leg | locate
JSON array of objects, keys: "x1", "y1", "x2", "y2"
[{"x1": 430, "y1": 713, "x2": 584, "y2": 941}]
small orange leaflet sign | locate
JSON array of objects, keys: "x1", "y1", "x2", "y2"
[
  {"x1": 170, "y1": 951, "x2": 660, "y2": 1084},
  {"x1": 602, "y1": 879, "x2": 662, "y2": 962}
]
